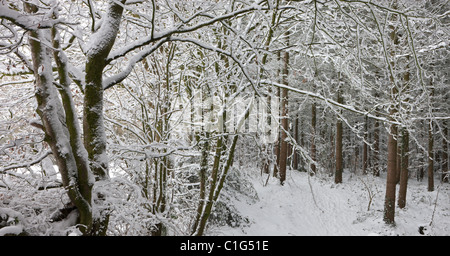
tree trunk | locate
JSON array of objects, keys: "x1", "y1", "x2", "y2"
[
  {"x1": 443, "y1": 121, "x2": 449, "y2": 183},
  {"x1": 311, "y1": 102, "x2": 317, "y2": 175},
  {"x1": 398, "y1": 128, "x2": 409, "y2": 209},
  {"x1": 373, "y1": 120, "x2": 380, "y2": 176},
  {"x1": 335, "y1": 91, "x2": 343, "y2": 184},
  {"x1": 279, "y1": 98, "x2": 288, "y2": 184},
  {"x1": 191, "y1": 131, "x2": 209, "y2": 235},
  {"x1": 194, "y1": 136, "x2": 223, "y2": 236},
  {"x1": 398, "y1": 55, "x2": 411, "y2": 208},
  {"x1": 293, "y1": 116, "x2": 299, "y2": 170},
  {"x1": 417, "y1": 139, "x2": 425, "y2": 182},
  {"x1": 25, "y1": 3, "x2": 94, "y2": 235},
  {"x1": 279, "y1": 39, "x2": 289, "y2": 185},
  {"x1": 273, "y1": 51, "x2": 282, "y2": 178},
  {"x1": 82, "y1": 1, "x2": 125, "y2": 235},
  {"x1": 51, "y1": 27, "x2": 96, "y2": 234},
  {"x1": 383, "y1": 122, "x2": 398, "y2": 224},
  {"x1": 194, "y1": 134, "x2": 239, "y2": 236},
  {"x1": 384, "y1": 1, "x2": 400, "y2": 224},
  {"x1": 260, "y1": 6, "x2": 278, "y2": 176},
  {"x1": 363, "y1": 116, "x2": 368, "y2": 175},
  {"x1": 396, "y1": 143, "x2": 401, "y2": 184},
  {"x1": 428, "y1": 120, "x2": 434, "y2": 192}
]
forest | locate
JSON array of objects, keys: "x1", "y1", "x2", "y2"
[{"x1": 0, "y1": 0, "x2": 449, "y2": 236}]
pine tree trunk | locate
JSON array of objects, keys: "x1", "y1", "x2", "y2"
[
  {"x1": 443, "y1": 121, "x2": 449, "y2": 183},
  {"x1": 417, "y1": 138, "x2": 425, "y2": 181},
  {"x1": 293, "y1": 116, "x2": 299, "y2": 170},
  {"x1": 384, "y1": 122, "x2": 398, "y2": 224},
  {"x1": 279, "y1": 40, "x2": 289, "y2": 185},
  {"x1": 363, "y1": 116, "x2": 368, "y2": 175},
  {"x1": 398, "y1": 128, "x2": 409, "y2": 209},
  {"x1": 384, "y1": 1, "x2": 400, "y2": 224},
  {"x1": 311, "y1": 102, "x2": 317, "y2": 175},
  {"x1": 373, "y1": 120, "x2": 380, "y2": 176},
  {"x1": 335, "y1": 91, "x2": 343, "y2": 184},
  {"x1": 398, "y1": 56, "x2": 411, "y2": 208},
  {"x1": 396, "y1": 143, "x2": 401, "y2": 184},
  {"x1": 273, "y1": 98, "x2": 280, "y2": 178},
  {"x1": 428, "y1": 120, "x2": 434, "y2": 192}
]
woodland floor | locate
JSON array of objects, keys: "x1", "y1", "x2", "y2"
[{"x1": 207, "y1": 169, "x2": 450, "y2": 236}]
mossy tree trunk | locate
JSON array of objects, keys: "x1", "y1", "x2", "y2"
[
  {"x1": 25, "y1": 2, "x2": 94, "y2": 235},
  {"x1": 82, "y1": 1, "x2": 125, "y2": 235}
]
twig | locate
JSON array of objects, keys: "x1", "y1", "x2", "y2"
[
  {"x1": 358, "y1": 177, "x2": 377, "y2": 211},
  {"x1": 0, "y1": 150, "x2": 52, "y2": 175},
  {"x1": 429, "y1": 183, "x2": 442, "y2": 227}
]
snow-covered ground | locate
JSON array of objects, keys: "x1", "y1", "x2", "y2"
[{"x1": 208, "y1": 169, "x2": 450, "y2": 236}]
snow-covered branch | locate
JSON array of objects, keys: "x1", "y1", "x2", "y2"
[
  {"x1": 0, "y1": 2, "x2": 76, "y2": 31},
  {"x1": 106, "y1": 2, "x2": 280, "y2": 63},
  {"x1": 260, "y1": 80, "x2": 399, "y2": 125},
  {"x1": 0, "y1": 150, "x2": 52, "y2": 175},
  {"x1": 103, "y1": 38, "x2": 169, "y2": 90}
]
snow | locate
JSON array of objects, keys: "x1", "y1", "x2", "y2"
[
  {"x1": 0, "y1": 225, "x2": 23, "y2": 236},
  {"x1": 86, "y1": 3, "x2": 122, "y2": 58},
  {"x1": 103, "y1": 38, "x2": 169, "y2": 90},
  {"x1": 0, "y1": 3, "x2": 37, "y2": 30},
  {"x1": 50, "y1": 210, "x2": 80, "y2": 236},
  {"x1": 0, "y1": 207, "x2": 25, "y2": 236},
  {"x1": 208, "y1": 169, "x2": 450, "y2": 236},
  {"x1": 1, "y1": 0, "x2": 449, "y2": 238}
]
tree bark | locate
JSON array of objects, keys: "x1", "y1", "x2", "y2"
[
  {"x1": 25, "y1": 3, "x2": 93, "y2": 235},
  {"x1": 191, "y1": 131, "x2": 209, "y2": 235},
  {"x1": 273, "y1": 51, "x2": 282, "y2": 178},
  {"x1": 373, "y1": 120, "x2": 380, "y2": 176},
  {"x1": 194, "y1": 134, "x2": 240, "y2": 236},
  {"x1": 310, "y1": 102, "x2": 317, "y2": 175},
  {"x1": 396, "y1": 143, "x2": 401, "y2": 184},
  {"x1": 428, "y1": 120, "x2": 434, "y2": 192},
  {"x1": 279, "y1": 38, "x2": 289, "y2": 185},
  {"x1": 398, "y1": 128, "x2": 409, "y2": 209},
  {"x1": 443, "y1": 120, "x2": 449, "y2": 183},
  {"x1": 335, "y1": 90, "x2": 343, "y2": 184},
  {"x1": 82, "y1": 1, "x2": 125, "y2": 235},
  {"x1": 293, "y1": 116, "x2": 299, "y2": 170},
  {"x1": 383, "y1": 1, "x2": 400, "y2": 225},
  {"x1": 383, "y1": 122, "x2": 398, "y2": 224},
  {"x1": 363, "y1": 116, "x2": 368, "y2": 175}
]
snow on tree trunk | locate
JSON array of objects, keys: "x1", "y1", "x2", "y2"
[
  {"x1": 25, "y1": 3, "x2": 93, "y2": 234},
  {"x1": 83, "y1": 0, "x2": 126, "y2": 235}
]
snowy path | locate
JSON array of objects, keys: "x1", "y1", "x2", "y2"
[
  {"x1": 235, "y1": 173, "x2": 367, "y2": 235},
  {"x1": 209, "y1": 170, "x2": 450, "y2": 236}
]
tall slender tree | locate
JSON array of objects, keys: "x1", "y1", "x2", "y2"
[
  {"x1": 428, "y1": 119, "x2": 435, "y2": 192},
  {"x1": 398, "y1": 128, "x2": 409, "y2": 208},
  {"x1": 383, "y1": 0, "x2": 400, "y2": 225},
  {"x1": 335, "y1": 89, "x2": 344, "y2": 184},
  {"x1": 443, "y1": 121, "x2": 449, "y2": 183},
  {"x1": 279, "y1": 32, "x2": 290, "y2": 185}
]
